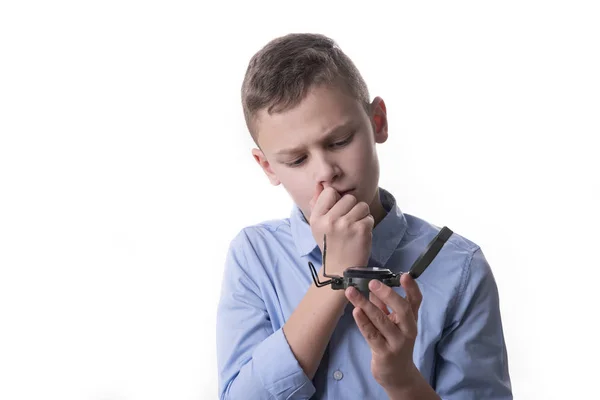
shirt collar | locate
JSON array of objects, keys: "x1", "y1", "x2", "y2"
[{"x1": 290, "y1": 187, "x2": 407, "y2": 267}]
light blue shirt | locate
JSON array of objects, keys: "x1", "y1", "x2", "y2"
[{"x1": 216, "y1": 188, "x2": 512, "y2": 399}]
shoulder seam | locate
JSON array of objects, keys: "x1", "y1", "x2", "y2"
[
  {"x1": 446, "y1": 245, "x2": 481, "y2": 322},
  {"x1": 235, "y1": 229, "x2": 264, "y2": 296}
]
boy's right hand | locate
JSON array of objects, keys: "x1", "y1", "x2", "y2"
[{"x1": 308, "y1": 183, "x2": 374, "y2": 276}]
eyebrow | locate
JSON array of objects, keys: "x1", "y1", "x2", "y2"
[{"x1": 275, "y1": 121, "x2": 356, "y2": 156}]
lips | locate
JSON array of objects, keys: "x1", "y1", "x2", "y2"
[{"x1": 338, "y1": 188, "x2": 355, "y2": 196}]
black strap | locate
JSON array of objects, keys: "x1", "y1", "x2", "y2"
[{"x1": 409, "y1": 226, "x2": 453, "y2": 279}]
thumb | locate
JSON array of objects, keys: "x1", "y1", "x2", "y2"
[{"x1": 401, "y1": 273, "x2": 422, "y2": 321}]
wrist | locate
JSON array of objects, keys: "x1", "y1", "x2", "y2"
[
  {"x1": 312, "y1": 271, "x2": 348, "y2": 303},
  {"x1": 384, "y1": 366, "x2": 440, "y2": 400},
  {"x1": 319, "y1": 260, "x2": 348, "y2": 278}
]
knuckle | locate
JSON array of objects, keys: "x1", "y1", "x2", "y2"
[
  {"x1": 415, "y1": 287, "x2": 423, "y2": 300},
  {"x1": 387, "y1": 341, "x2": 400, "y2": 354},
  {"x1": 366, "y1": 329, "x2": 381, "y2": 342},
  {"x1": 369, "y1": 293, "x2": 380, "y2": 305},
  {"x1": 353, "y1": 291, "x2": 367, "y2": 306},
  {"x1": 336, "y1": 218, "x2": 350, "y2": 231},
  {"x1": 324, "y1": 216, "x2": 335, "y2": 231},
  {"x1": 366, "y1": 214, "x2": 375, "y2": 226},
  {"x1": 414, "y1": 293, "x2": 423, "y2": 306},
  {"x1": 377, "y1": 283, "x2": 392, "y2": 297},
  {"x1": 357, "y1": 221, "x2": 371, "y2": 234},
  {"x1": 374, "y1": 311, "x2": 388, "y2": 326},
  {"x1": 398, "y1": 304, "x2": 411, "y2": 319},
  {"x1": 359, "y1": 216, "x2": 375, "y2": 232}
]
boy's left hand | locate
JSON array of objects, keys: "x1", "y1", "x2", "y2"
[{"x1": 345, "y1": 273, "x2": 423, "y2": 392}]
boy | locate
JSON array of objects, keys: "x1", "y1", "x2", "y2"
[{"x1": 216, "y1": 33, "x2": 512, "y2": 399}]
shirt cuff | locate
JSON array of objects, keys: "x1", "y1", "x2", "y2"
[{"x1": 252, "y1": 327, "x2": 316, "y2": 399}]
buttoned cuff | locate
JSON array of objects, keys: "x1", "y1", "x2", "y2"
[{"x1": 253, "y1": 327, "x2": 316, "y2": 399}]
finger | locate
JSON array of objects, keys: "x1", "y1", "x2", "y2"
[
  {"x1": 311, "y1": 186, "x2": 341, "y2": 217},
  {"x1": 360, "y1": 214, "x2": 375, "y2": 232},
  {"x1": 327, "y1": 193, "x2": 358, "y2": 219},
  {"x1": 309, "y1": 183, "x2": 324, "y2": 210},
  {"x1": 368, "y1": 280, "x2": 417, "y2": 338},
  {"x1": 345, "y1": 286, "x2": 398, "y2": 343},
  {"x1": 344, "y1": 201, "x2": 370, "y2": 223},
  {"x1": 352, "y1": 307, "x2": 388, "y2": 353},
  {"x1": 370, "y1": 291, "x2": 390, "y2": 315},
  {"x1": 400, "y1": 273, "x2": 422, "y2": 322}
]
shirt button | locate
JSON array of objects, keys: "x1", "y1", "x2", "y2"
[{"x1": 333, "y1": 370, "x2": 343, "y2": 381}]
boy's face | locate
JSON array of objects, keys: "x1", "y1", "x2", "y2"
[{"x1": 251, "y1": 84, "x2": 388, "y2": 220}]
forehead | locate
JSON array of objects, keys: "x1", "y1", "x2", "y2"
[{"x1": 254, "y1": 85, "x2": 367, "y2": 153}]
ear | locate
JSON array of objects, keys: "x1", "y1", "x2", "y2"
[
  {"x1": 252, "y1": 148, "x2": 281, "y2": 186},
  {"x1": 370, "y1": 96, "x2": 388, "y2": 144}
]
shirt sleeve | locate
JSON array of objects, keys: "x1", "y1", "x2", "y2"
[
  {"x1": 216, "y1": 230, "x2": 316, "y2": 400},
  {"x1": 434, "y1": 248, "x2": 513, "y2": 400}
]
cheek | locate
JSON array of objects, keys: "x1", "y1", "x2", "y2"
[
  {"x1": 346, "y1": 143, "x2": 379, "y2": 186},
  {"x1": 348, "y1": 144, "x2": 375, "y2": 173},
  {"x1": 278, "y1": 170, "x2": 313, "y2": 202}
]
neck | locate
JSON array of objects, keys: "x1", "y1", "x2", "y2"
[{"x1": 370, "y1": 188, "x2": 388, "y2": 227}]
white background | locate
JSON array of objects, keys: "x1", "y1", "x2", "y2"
[{"x1": 1, "y1": 1, "x2": 599, "y2": 399}]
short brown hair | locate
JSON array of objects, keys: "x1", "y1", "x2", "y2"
[{"x1": 241, "y1": 33, "x2": 370, "y2": 141}]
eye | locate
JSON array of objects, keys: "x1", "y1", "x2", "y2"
[
  {"x1": 330, "y1": 132, "x2": 355, "y2": 148},
  {"x1": 285, "y1": 156, "x2": 307, "y2": 167}
]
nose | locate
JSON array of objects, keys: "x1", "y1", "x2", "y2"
[{"x1": 313, "y1": 153, "x2": 340, "y2": 186}]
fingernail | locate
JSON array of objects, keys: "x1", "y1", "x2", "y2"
[
  {"x1": 347, "y1": 287, "x2": 358, "y2": 299},
  {"x1": 369, "y1": 280, "x2": 381, "y2": 290}
]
